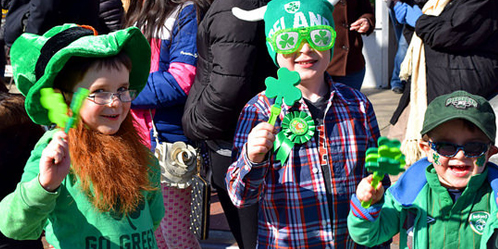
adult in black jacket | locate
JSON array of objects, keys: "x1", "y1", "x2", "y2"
[
  {"x1": 4, "y1": 0, "x2": 100, "y2": 46},
  {"x1": 391, "y1": 0, "x2": 498, "y2": 124},
  {"x1": 416, "y1": 0, "x2": 498, "y2": 103},
  {"x1": 182, "y1": 0, "x2": 277, "y2": 247}
]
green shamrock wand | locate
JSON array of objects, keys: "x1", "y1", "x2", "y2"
[
  {"x1": 265, "y1": 67, "x2": 302, "y2": 125},
  {"x1": 40, "y1": 87, "x2": 89, "y2": 133},
  {"x1": 265, "y1": 68, "x2": 316, "y2": 163},
  {"x1": 361, "y1": 136, "x2": 406, "y2": 208}
]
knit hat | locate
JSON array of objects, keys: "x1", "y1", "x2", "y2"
[
  {"x1": 231, "y1": 0, "x2": 336, "y2": 66},
  {"x1": 11, "y1": 23, "x2": 151, "y2": 125},
  {"x1": 421, "y1": 91, "x2": 496, "y2": 143},
  {"x1": 264, "y1": 0, "x2": 335, "y2": 64}
]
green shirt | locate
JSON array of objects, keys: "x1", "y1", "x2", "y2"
[{"x1": 0, "y1": 130, "x2": 165, "y2": 248}]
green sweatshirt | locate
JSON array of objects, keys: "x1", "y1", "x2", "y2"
[
  {"x1": 0, "y1": 129, "x2": 165, "y2": 249},
  {"x1": 348, "y1": 159, "x2": 498, "y2": 249}
]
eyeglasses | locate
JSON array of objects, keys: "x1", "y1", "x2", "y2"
[
  {"x1": 87, "y1": 90, "x2": 137, "y2": 105},
  {"x1": 267, "y1": 25, "x2": 337, "y2": 54},
  {"x1": 428, "y1": 141, "x2": 490, "y2": 158}
]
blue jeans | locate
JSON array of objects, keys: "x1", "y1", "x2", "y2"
[
  {"x1": 331, "y1": 67, "x2": 366, "y2": 90},
  {"x1": 389, "y1": 7, "x2": 409, "y2": 90}
]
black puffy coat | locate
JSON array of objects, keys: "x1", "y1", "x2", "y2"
[
  {"x1": 182, "y1": 0, "x2": 277, "y2": 142},
  {"x1": 98, "y1": 0, "x2": 124, "y2": 33},
  {"x1": 416, "y1": 0, "x2": 498, "y2": 102}
]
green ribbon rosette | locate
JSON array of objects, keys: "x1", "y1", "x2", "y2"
[{"x1": 273, "y1": 111, "x2": 316, "y2": 163}]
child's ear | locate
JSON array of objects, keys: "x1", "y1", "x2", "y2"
[
  {"x1": 419, "y1": 140, "x2": 433, "y2": 160},
  {"x1": 488, "y1": 145, "x2": 498, "y2": 157}
]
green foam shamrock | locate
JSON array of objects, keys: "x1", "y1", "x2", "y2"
[
  {"x1": 40, "y1": 87, "x2": 89, "y2": 133},
  {"x1": 265, "y1": 67, "x2": 301, "y2": 125},
  {"x1": 361, "y1": 136, "x2": 406, "y2": 208},
  {"x1": 40, "y1": 88, "x2": 68, "y2": 129},
  {"x1": 274, "y1": 111, "x2": 315, "y2": 163}
]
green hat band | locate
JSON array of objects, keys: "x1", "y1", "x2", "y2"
[{"x1": 421, "y1": 91, "x2": 496, "y2": 143}]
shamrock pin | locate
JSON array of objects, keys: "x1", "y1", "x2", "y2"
[
  {"x1": 361, "y1": 136, "x2": 406, "y2": 208},
  {"x1": 265, "y1": 67, "x2": 301, "y2": 125},
  {"x1": 274, "y1": 111, "x2": 315, "y2": 163},
  {"x1": 40, "y1": 87, "x2": 89, "y2": 133}
]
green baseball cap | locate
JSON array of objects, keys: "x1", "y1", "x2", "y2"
[
  {"x1": 421, "y1": 91, "x2": 496, "y2": 142},
  {"x1": 11, "y1": 23, "x2": 151, "y2": 125},
  {"x1": 264, "y1": 0, "x2": 335, "y2": 65}
]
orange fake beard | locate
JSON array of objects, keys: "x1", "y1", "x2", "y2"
[{"x1": 68, "y1": 115, "x2": 156, "y2": 215}]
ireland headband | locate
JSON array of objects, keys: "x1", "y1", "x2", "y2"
[{"x1": 232, "y1": 0, "x2": 337, "y2": 65}]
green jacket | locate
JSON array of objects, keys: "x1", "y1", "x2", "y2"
[
  {"x1": 0, "y1": 129, "x2": 165, "y2": 248},
  {"x1": 347, "y1": 158, "x2": 498, "y2": 249}
]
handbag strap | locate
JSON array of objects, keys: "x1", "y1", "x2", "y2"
[
  {"x1": 149, "y1": 109, "x2": 161, "y2": 145},
  {"x1": 196, "y1": 147, "x2": 202, "y2": 177}
]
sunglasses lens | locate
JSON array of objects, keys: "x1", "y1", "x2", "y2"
[
  {"x1": 275, "y1": 31, "x2": 299, "y2": 52},
  {"x1": 309, "y1": 28, "x2": 334, "y2": 50},
  {"x1": 435, "y1": 143, "x2": 457, "y2": 157},
  {"x1": 433, "y1": 142, "x2": 488, "y2": 158},
  {"x1": 464, "y1": 142, "x2": 488, "y2": 157}
]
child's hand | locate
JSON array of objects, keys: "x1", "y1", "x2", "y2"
[
  {"x1": 247, "y1": 122, "x2": 276, "y2": 163},
  {"x1": 39, "y1": 131, "x2": 71, "y2": 192},
  {"x1": 356, "y1": 175, "x2": 385, "y2": 205}
]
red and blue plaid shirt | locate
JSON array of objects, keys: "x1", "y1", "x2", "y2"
[{"x1": 226, "y1": 77, "x2": 383, "y2": 248}]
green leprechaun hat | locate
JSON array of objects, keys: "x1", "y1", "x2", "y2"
[{"x1": 11, "y1": 23, "x2": 151, "y2": 125}]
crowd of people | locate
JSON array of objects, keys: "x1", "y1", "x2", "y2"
[{"x1": 0, "y1": 0, "x2": 498, "y2": 248}]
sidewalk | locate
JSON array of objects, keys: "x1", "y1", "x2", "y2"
[{"x1": 201, "y1": 87, "x2": 403, "y2": 249}]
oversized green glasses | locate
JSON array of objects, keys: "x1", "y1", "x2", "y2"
[{"x1": 267, "y1": 25, "x2": 337, "y2": 54}]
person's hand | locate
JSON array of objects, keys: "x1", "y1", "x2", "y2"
[
  {"x1": 356, "y1": 175, "x2": 385, "y2": 205},
  {"x1": 350, "y1": 18, "x2": 370, "y2": 34},
  {"x1": 246, "y1": 122, "x2": 276, "y2": 163},
  {"x1": 39, "y1": 131, "x2": 71, "y2": 192},
  {"x1": 394, "y1": 2, "x2": 408, "y2": 24},
  {"x1": 405, "y1": 4, "x2": 423, "y2": 27}
]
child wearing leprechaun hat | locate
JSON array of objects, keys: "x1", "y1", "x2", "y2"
[
  {"x1": 225, "y1": 0, "x2": 389, "y2": 248},
  {"x1": 0, "y1": 24, "x2": 165, "y2": 248}
]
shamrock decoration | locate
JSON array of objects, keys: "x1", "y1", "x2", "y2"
[
  {"x1": 40, "y1": 88, "x2": 68, "y2": 129},
  {"x1": 361, "y1": 136, "x2": 406, "y2": 208},
  {"x1": 40, "y1": 87, "x2": 89, "y2": 133},
  {"x1": 314, "y1": 30, "x2": 330, "y2": 46},
  {"x1": 274, "y1": 111, "x2": 315, "y2": 163},
  {"x1": 279, "y1": 34, "x2": 295, "y2": 50},
  {"x1": 265, "y1": 67, "x2": 301, "y2": 125},
  {"x1": 284, "y1": 2, "x2": 300, "y2": 13}
]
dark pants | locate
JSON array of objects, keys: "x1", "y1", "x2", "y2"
[
  {"x1": 0, "y1": 232, "x2": 43, "y2": 249},
  {"x1": 208, "y1": 146, "x2": 258, "y2": 249}
]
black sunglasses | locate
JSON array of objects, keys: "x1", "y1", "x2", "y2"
[{"x1": 428, "y1": 141, "x2": 490, "y2": 158}]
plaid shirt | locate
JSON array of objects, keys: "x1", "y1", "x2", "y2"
[{"x1": 226, "y1": 77, "x2": 383, "y2": 248}]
